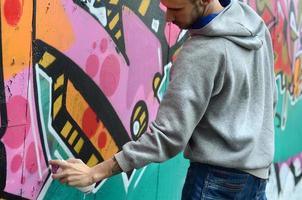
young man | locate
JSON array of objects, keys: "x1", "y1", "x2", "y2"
[{"x1": 50, "y1": 0, "x2": 277, "y2": 199}]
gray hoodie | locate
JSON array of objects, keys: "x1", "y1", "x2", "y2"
[{"x1": 115, "y1": 0, "x2": 277, "y2": 179}]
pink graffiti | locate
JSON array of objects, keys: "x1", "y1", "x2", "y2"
[
  {"x1": 2, "y1": 68, "x2": 48, "y2": 199},
  {"x1": 63, "y1": 0, "x2": 160, "y2": 137}
]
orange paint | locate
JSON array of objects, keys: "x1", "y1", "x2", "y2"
[
  {"x1": 66, "y1": 80, "x2": 89, "y2": 128},
  {"x1": 2, "y1": 0, "x2": 33, "y2": 80},
  {"x1": 66, "y1": 80, "x2": 118, "y2": 160},
  {"x1": 293, "y1": 57, "x2": 301, "y2": 98},
  {"x1": 36, "y1": 0, "x2": 75, "y2": 52}
]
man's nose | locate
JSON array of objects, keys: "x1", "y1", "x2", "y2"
[{"x1": 165, "y1": 10, "x2": 175, "y2": 22}]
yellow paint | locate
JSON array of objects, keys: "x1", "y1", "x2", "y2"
[
  {"x1": 87, "y1": 154, "x2": 99, "y2": 167},
  {"x1": 99, "y1": 131, "x2": 119, "y2": 160},
  {"x1": 109, "y1": 0, "x2": 119, "y2": 5},
  {"x1": 39, "y1": 52, "x2": 56, "y2": 68},
  {"x1": 133, "y1": 106, "x2": 141, "y2": 122},
  {"x1": 90, "y1": 123, "x2": 119, "y2": 160},
  {"x1": 54, "y1": 74, "x2": 64, "y2": 90},
  {"x1": 68, "y1": 130, "x2": 78, "y2": 145},
  {"x1": 282, "y1": 45, "x2": 289, "y2": 69},
  {"x1": 74, "y1": 138, "x2": 84, "y2": 154},
  {"x1": 66, "y1": 80, "x2": 89, "y2": 129},
  {"x1": 153, "y1": 76, "x2": 161, "y2": 90},
  {"x1": 139, "y1": 112, "x2": 146, "y2": 124},
  {"x1": 138, "y1": 0, "x2": 151, "y2": 16},
  {"x1": 109, "y1": 14, "x2": 119, "y2": 30},
  {"x1": 61, "y1": 121, "x2": 72, "y2": 138},
  {"x1": 107, "y1": 10, "x2": 112, "y2": 16},
  {"x1": 53, "y1": 95, "x2": 63, "y2": 118},
  {"x1": 293, "y1": 58, "x2": 301, "y2": 97},
  {"x1": 66, "y1": 82, "x2": 118, "y2": 160},
  {"x1": 115, "y1": 30, "x2": 122, "y2": 40},
  {"x1": 140, "y1": 121, "x2": 146, "y2": 133}
]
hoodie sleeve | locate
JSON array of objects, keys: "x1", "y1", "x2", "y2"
[
  {"x1": 273, "y1": 78, "x2": 278, "y2": 115},
  {"x1": 115, "y1": 38, "x2": 226, "y2": 172}
]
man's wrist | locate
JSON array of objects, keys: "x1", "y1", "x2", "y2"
[
  {"x1": 90, "y1": 156, "x2": 123, "y2": 183},
  {"x1": 111, "y1": 156, "x2": 123, "y2": 176}
]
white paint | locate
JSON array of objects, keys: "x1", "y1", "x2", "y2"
[
  {"x1": 37, "y1": 175, "x2": 53, "y2": 200},
  {"x1": 28, "y1": 80, "x2": 43, "y2": 180},
  {"x1": 79, "y1": 0, "x2": 107, "y2": 26},
  {"x1": 93, "y1": 178, "x2": 107, "y2": 194},
  {"x1": 158, "y1": 47, "x2": 162, "y2": 69},
  {"x1": 279, "y1": 164, "x2": 295, "y2": 199},
  {"x1": 91, "y1": 6, "x2": 107, "y2": 27},
  {"x1": 152, "y1": 19, "x2": 160, "y2": 33},
  {"x1": 290, "y1": 12, "x2": 299, "y2": 38},
  {"x1": 293, "y1": 158, "x2": 302, "y2": 177},
  {"x1": 266, "y1": 165, "x2": 279, "y2": 200},
  {"x1": 36, "y1": 66, "x2": 73, "y2": 159},
  {"x1": 134, "y1": 166, "x2": 147, "y2": 189},
  {"x1": 121, "y1": 169, "x2": 137, "y2": 193},
  {"x1": 35, "y1": 65, "x2": 53, "y2": 161},
  {"x1": 267, "y1": 164, "x2": 302, "y2": 200},
  {"x1": 54, "y1": 150, "x2": 63, "y2": 160},
  {"x1": 133, "y1": 121, "x2": 140, "y2": 136},
  {"x1": 177, "y1": 30, "x2": 187, "y2": 42}
]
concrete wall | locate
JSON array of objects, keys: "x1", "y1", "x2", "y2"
[{"x1": 0, "y1": 0, "x2": 301, "y2": 199}]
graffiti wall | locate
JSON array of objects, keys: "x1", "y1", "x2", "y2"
[
  {"x1": 0, "y1": 0, "x2": 301, "y2": 199},
  {"x1": 244, "y1": 0, "x2": 302, "y2": 199}
]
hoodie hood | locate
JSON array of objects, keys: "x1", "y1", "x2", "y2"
[{"x1": 189, "y1": 0, "x2": 265, "y2": 50}]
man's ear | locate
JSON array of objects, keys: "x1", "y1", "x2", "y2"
[{"x1": 197, "y1": 0, "x2": 211, "y2": 6}]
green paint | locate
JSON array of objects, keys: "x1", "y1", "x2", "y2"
[{"x1": 274, "y1": 78, "x2": 302, "y2": 162}]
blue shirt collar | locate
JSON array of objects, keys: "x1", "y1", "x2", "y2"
[
  {"x1": 189, "y1": 0, "x2": 231, "y2": 29},
  {"x1": 190, "y1": 13, "x2": 219, "y2": 29},
  {"x1": 219, "y1": 0, "x2": 231, "y2": 7}
]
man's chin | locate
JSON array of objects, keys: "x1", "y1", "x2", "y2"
[{"x1": 174, "y1": 23, "x2": 189, "y2": 30}]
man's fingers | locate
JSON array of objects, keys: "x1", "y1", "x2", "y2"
[
  {"x1": 55, "y1": 174, "x2": 85, "y2": 187},
  {"x1": 52, "y1": 171, "x2": 68, "y2": 180},
  {"x1": 66, "y1": 158, "x2": 82, "y2": 164},
  {"x1": 68, "y1": 180, "x2": 82, "y2": 187},
  {"x1": 49, "y1": 160, "x2": 68, "y2": 169},
  {"x1": 60, "y1": 177, "x2": 68, "y2": 184}
]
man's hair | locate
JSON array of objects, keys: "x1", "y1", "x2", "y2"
[
  {"x1": 189, "y1": 0, "x2": 200, "y2": 5},
  {"x1": 188, "y1": 0, "x2": 199, "y2": 5}
]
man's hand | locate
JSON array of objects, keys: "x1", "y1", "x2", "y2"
[
  {"x1": 49, "y1": 157, "x2": 122, "y2": 187},
  {"x1": 49, "y1": 158, "x2": 96, "y2": 187}
]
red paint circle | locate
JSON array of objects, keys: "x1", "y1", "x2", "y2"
[
  {"x1": 99, "y1": 55, "x2": 120, "y2": 97},
  {"x1": 82, "y1": 108, "x2": 99, "y2": 138},
  {"x1": 2, "y1": 95, "x2": 30, "y2": 149},
  {"x1": 3, "y1": 126, "x2": 27, "y2": 149},
  {"x1": 7, "y1": 95, "x2": 30, "y2": 124},
  {"x1": 11, "y1": 154, "x2": 22, "y2": 173},
  {"x1": 85, "y1": 54, "x2": 99, "y2": 77},
  {"x1": 25, "y1": 142, "x2": 38, "y2": 174},
  {"x1": 4, "y1": 0, "x2": 22, "y2": 26},
  {"x1": 100, "y1": 38, "x2": 108, "y2": 53},
  {"x1": 97, "y1": 131, "x2": 107, "y2": 149}
]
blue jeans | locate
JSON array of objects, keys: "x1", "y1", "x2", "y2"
[{"x1": 182, "y1": 163, "x2": 267, "y2": 200}]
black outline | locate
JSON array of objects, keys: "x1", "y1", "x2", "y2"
[{"x1": 33, "y1": 39, "x2": 130, "y2": 162}]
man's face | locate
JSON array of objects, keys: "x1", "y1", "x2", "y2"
[{"x1": 161, "y1": 0, "x2": 202, "y2": 29}]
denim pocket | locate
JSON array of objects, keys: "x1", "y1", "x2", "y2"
[
  {"x1": 256, "y1": 179, "x2": 267, "y2": 200},
  {"x1": 203, "y1": 168, "x2": 249, "y2": 199},
  {"x1": 182, "y1": 165, "x2": 205, "y2": 200}
]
